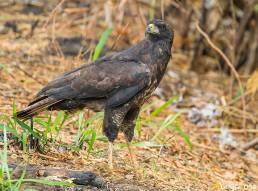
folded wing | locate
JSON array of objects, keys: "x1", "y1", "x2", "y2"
[{"x1": 17, "y1": 58, "x2": 151, "y2": 119}]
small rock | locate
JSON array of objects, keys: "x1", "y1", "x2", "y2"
[
  {"x1": 125, "y1": 174, "x2": 134, "y2": 180},
  {"x1": 218, "y1": 127, "x2": 238, "y2": 150}
]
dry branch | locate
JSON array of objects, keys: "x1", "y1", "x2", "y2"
[
  {"x1": 195, "y1": 22, "x2": 246, "y2": 130},
  {"x1": 203, "y1": 128, "x2": 258, "y2": 134},
  {"x1": 43, "y1": 0, "x2": 66, "y2": 28},
  {"x1": 8, "y1": 163, "x2": 105, "y2": 188},
  {"x1": 241, "y1": 137, "x2": 258, "y2": 151}
]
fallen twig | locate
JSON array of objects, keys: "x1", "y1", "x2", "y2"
[
  {"x1": 43, "y1": 0, "x2": 66, "y2": 28},
  {"x1": 202, "y1": 128, "x2": 258, "y2": 134},
  {"x1": 241, "y1": 137, "x2": 258, "y2": 151},
  {"x1": 35, "y1": 153, "x2": 59, "y2": 161},
  {"x1": 7, "y1": 163, "x2": 105, "y2": 188}
]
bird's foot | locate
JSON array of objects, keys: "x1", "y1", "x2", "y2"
[
  {"x1": 126, "y1": 140, "x2": 137, "y2": 167},
  {"x1": 126, "y1": 141, "x2": 143, "y2": 178}
]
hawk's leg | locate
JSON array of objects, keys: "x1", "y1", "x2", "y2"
[
  {"x1": 122, "y1": 107, "x2": 140, "y2": 169},
  {"x1": 28, "y1": 117, "x2": 39, "y2": 150},
  {"x1": 103, "y1": 106, "x2": 128, "y2": 169},
  {"x1": 108, "y1": 141, "x2": 113, "y2": 169}
]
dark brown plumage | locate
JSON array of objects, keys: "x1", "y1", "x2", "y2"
[{"x1": 17, "y1": 19, "x2": 174, "y2": 143}]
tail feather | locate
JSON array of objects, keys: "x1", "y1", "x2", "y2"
[{"x1": 16, "y1": 97, "x2": 59, "y2": 120}]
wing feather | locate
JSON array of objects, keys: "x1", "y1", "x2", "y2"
[
  {"x1": 17, "y1": 57, "x2": 151, "y2": 119},
  {"x1": 37, "y1": 59, "x2": 151, "y2": 101}
]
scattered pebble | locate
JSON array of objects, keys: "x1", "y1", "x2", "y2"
[
  {"x1": 218, "y1": 127, "x2": 238, "y2": 150},
  {"x1": 187, "y1": 103, "x2": 221, "y2": 127}
]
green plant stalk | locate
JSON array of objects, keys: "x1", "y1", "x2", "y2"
[
  {"x1": 53, "y1": 111, "x2": 68, "y2": 137},
  {"x1": 0, "y1": 124, "x2": 74, "y2": 188},
  {"x1": 150, "y1": 95, "x2": 178, "y2": 117},
  {"x1": 151, "y1": 112, "x2": 181, "y2": 141},
  {"x1": 12, "y1": 101, "x2": 17, "y2": 128},
  {"x1": 75, "y1": 112, "x2": 85, "y2": 147},
  {"x1": 22, "y1": 132, "x2": 28, "y2": 154},
  {"x1": 135, "y1": 117, "x2": 142, "y2": 138},
  {"x1": 93, "y1": 27, "x2": 113, "y2": 61},
  {"x1": 9, "y1": 178, "x2": 75, "y2": 187},
  {"x1": 14, "y1": 167, "x2": 26, "y2": 189},
  {"x1": 75, "y1": 112, "x2": 103, "y2": 151},
  {"x1": 172, "y1": 123, "x2": 192, "y2": 150},
  {"x1": 1, "y1": 125, "x2": 12, "y2": 189},
  {"x1": 45, "y1": 112, "x2": 53, "y2": 140},
  {"x1": 17, "y1": 119, "x2": 41, "y2": 141},
  {"x1": 0, "y1": 122, "x2": 20, "y2": 140},
  {"x1": 149, "y1": 0, "x2": 156, "y2": 20}
]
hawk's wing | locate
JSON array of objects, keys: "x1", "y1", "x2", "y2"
[
  {"x1": 17, "y1": 57, "x2": 151, "y2": 120},
  {"x1": 36, "y1": 58, "x2": 151, "y2": 107}
]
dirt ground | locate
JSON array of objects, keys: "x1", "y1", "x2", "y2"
[{"x1": 0, "y1": 1, "x2": 258, "y2": 191}]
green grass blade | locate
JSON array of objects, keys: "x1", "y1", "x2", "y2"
[
  {"x1": 44, "y1": 113, "x2": 52, "y2": 139},
  {"x1": 151, "y1": 112, "x2": 181, "y2": 141},
  {"x1": 149, "y1": 0, "x2": 156, "y2": 20},
  {"x1": 135, "y1": 117, "x2": 142, "y2": 138},
  {"x1": 14, "y1": 167, "x2": 26, "y2": 189},
  {"x1": 12, "y1": 101, "x2": 17, "y2": 127},
  {"x1": 78, "y1": 111, "x2": 84, "y2": 129},
  {"x1": 141, "y1": 100, "x2": 159, "y2": 113},
  {"x1": 74, "y1": 112, "x2": 85, "y2": 146},
  {"x1": 172, "y1": 124, "x2": 192, "y2": 150},
  {"x1": 86, "y1": 129, "x2": 96, "y2": 153},
  {"x1": 54, "y1": 111, "x2": 68, "y2": 139},
  {"x1": 1, "y1": 125, "x2": 12, "y2": 188},
  {"x1": 150, "y1": 96, "x2": 178, "y2": 117},
  {"x1": 0, "y1": 123, "x2": 20, "y2": 140},
  {"x1": 52, "y1": 111, "x2": 63, "y2": 132},
  {"x1": 85, "y1": 112, "x2": 103, "y2": 126},
  {"x1": 33, "y1": 118, "x2": 51, "y2": 141},
  {"x1": 33, "y1": 118, "x2": 48, "y2": 127},
  {"x1": 17, "y1": 119, "x2": 41, "y2": 140},
  {"x1": 93, "y1": 27, "x2": 113, "y2": 61},
  {"x1": 10, "y1": 178, "x2": 75, "y2": 187},
  {"x1": 5, "y1": 115, "x2": 15, "y2": 129},
  {"x1": 22, "y1": 132, "x2": 28, "y2": 153}
]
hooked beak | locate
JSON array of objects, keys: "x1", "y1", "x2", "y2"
[{"x1": 145, "y1": 23, "x2": 160, "y2": 34}]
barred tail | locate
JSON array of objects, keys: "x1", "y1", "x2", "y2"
[{"x1": 16, "y1": 97, "x2": 59, "y2": 120}]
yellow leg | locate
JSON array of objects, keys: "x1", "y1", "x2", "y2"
[
  {"x1": 126, "y1": 140, "x2": 143, "y2": 179},
  {"x1": 108, "y1": 142, "x2": 113, "y2": 169},
  {"x1": 126, "y1": 140, "x2": 138, "y2": 169}
]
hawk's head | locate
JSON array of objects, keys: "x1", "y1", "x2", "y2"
[{"x1": 145, "y1": 19, "x2": 173, "y2": 41}]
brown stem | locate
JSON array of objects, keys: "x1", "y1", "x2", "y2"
[{"x1": 195, "y1": 22, "x2": 246, "y2": 130}]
